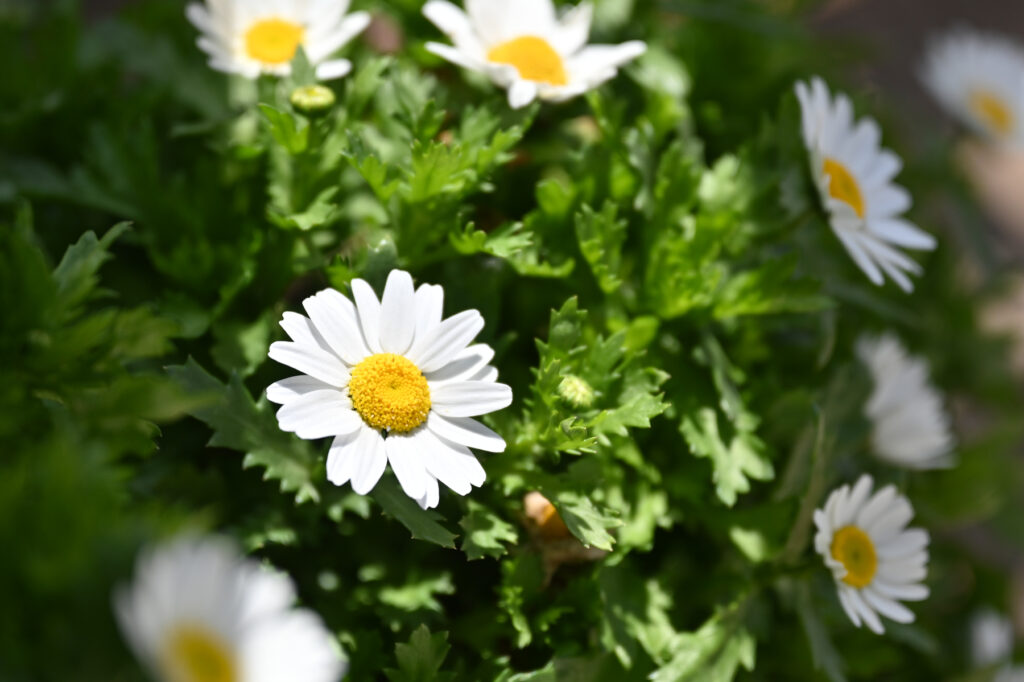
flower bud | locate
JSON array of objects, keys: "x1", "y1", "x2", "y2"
[
  {"x1": 557, "y1": 374, "x2": 595, "y2": 408},
  {"x1": 289, "y1": 84, "x2": 336, "y2": 117}
]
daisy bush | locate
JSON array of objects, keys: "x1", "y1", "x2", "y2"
[{"x1": 2, "y1": 0, "x2": 1024, "y2": 680}]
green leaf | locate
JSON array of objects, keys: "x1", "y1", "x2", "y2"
[
  {"x1": 599, "y1": 565, "x2": 679, "y2": 668},
  {"x1": 793, "y1": 581, "x2": 847, "y2": 682},
  {"x1": 714, "y1": 257, "x2": 832, "y2": 318},
  {"x1": 259, "y1": 103, "x2": 309, "y2": 155},
  {"x1": 650, "y1": 600, "x2": 756, "y2": 682},
  {"x1": 384, "y1": 625, "x2": 454, "y2": 682},
  {"x1": 575, "y1": 201, "x2": 627, "y2": 294},
  {"x1": 166, "y1": 358, "x2": 321, "y2": 503},
  {"x1": 680, "y1": 407, "x2": 772, "y2": 507},
  {"x1": 52, "y1": 222, "x2": 130, "y2": 312},
  {"x1": 459, "y1": 501, "x2": 519, "y2": 560},
  {"x1": 379, "y1": 573, "x2": 455, "y2": 614},
  {"x1": 549, "y1": 490, "x2": 620, "y2": 551},
  {"x1": 372, "y1": 475, "x2": 458, "y2": 548}
]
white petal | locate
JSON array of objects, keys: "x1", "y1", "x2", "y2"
[
  {"x1": 385, "y1": 432, "x2": 431, "y2": 501},
  {"x1": 425, "y1": 41, "x2": 486, "y2": 72},
  {"x1": 848, "y1": 588, "x2": 885, "y2": 634},
  {"x1": 267, "y1": 375, "x2": 334, "y2": 405},
  {"x1": 415, "y1": 283, "x2": 445, "y2": 339},
  {"x1": 862, "y1": 588, "x2": 916, "y2": 624},
  {"x1": 275, "y1": 390, "x2": 362, "y2": 439},
  {"x1": 326, "y1": 430, "x2": 362, "y2": 486},
  {"x1": 269, "y1": 341, "x2": 350, "y2": 386},
  {"x1": 416, "y1": 476, "x2": 441, "y2": 510},
  {"x1": 551, "y1": 2, "x2": 592, "y2": 55},
  {"x1": 303, "y1": 290, "x2": 369, "y2": 366},
  {"x1": 244, "y1": 609, "x2": 347, "y2": 682},
  {"x1": 427, "y1": 412, "x2": 506, "y2": 452},
  {"x1": 408, "y1": 310, "x2": 484, "y2": 373},
  {"x1": 430, "y1": 381, "x2": 513, "y2": 417},
  {"x1": 508, "y1": 79, "x2": 539, "y2": 109},
  {"x1": 424, "y1": 343, "x2": 495, "y2": 384},
  {"x1": 419, "y1": 429, "x2": 486, "y2": 494},
  {"x1": 350, "y1": 278, "x2": 383, "y2": 354},
  {"x1": 349, "y1": 427, "x2": 388, "y2": 495},
  {"x1": 315, "y1": 59, "x2": 352, "y2": 81},
  {"x1": 378, "y1": 270, "x2": 417, "y2": 354}
]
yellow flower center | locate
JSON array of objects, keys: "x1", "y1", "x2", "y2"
[
  {"x1": 969, "y1": 89, "x2": 1015, "y2": 137},
  {"x1": 162, "y1": 626, "x2": 237, "y2": 682},
  {"x1": 486, "y1": 36, "x2": 568, "y2": 86},
  {"x1": 822, "y1": 157, "x2": 866, "y2": 218},
  {"x1": 830, "y1": 525, "x2": 878, "y2": 589},
  {"x1": 348, "y1": 354, "x2": 431, "y2": 433},
  {"x1": 244, "y1": 18, "x2": 305, "y2": 65}
]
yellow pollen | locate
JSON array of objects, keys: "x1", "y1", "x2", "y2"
[
  {"x1": 831, "y1": 525, "x2": 878, "y2": 589},
  {"x1": 348, "y1": 354, "x2": 431, "y2": 433},
  {"x1": 969, "y1": 89, "x2": 1015, "y2": 137},
  {"x1": 244, "y1": 18, "x2": 305, "y2": 65},
  {"x1": 823, "y1": 157, "x2": 866, "y2": 218},
  {"x1": 487, "y1": 36, "x2": 568, "y2": 86},
  {"x1": 162, "y1": 626, "x2": 237, "y2": 682}
]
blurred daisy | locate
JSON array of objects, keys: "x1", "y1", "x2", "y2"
[
  {"x1": 814, "y1": 475, "x2": 930, "y2": 635},
  {"x1": 267, "y1": 270, "x2": 512, "y2": 509},
  {"x1": 857, "y1": 333, "x2": 955, "y2": 470},
  {"x1": 422, "y1": 0, "x2": 646, "y2": 109},
  {"x1": 972, "y1": 609, "x2": 1024, "y2": 682},
  {"x1": 186, "y1": 0, "x2": 371, "y2": 81},
  {"x1": 115, "y1": 534, "x2": 345, "y2": 682},
  {"x1": 922, "y1": 30, "x2": 1024, "y2": 147},
  {"x1": 796, "y1": 77, "x2": 936, "y2": 292}
]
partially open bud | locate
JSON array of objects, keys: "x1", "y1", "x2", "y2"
[
  {"x1": 523, "y1": 492, "x2": 571, "y2": 541},
  {"x1": 290, "y1": 84, "x2": 336, "y2": 118},
  {"x1": 557, "y1": 374, "x2": 595, "y2": 408}
]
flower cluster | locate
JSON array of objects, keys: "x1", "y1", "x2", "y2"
[{"x1": 90, "y1": 2, "x2": 1023, "y2": 679}]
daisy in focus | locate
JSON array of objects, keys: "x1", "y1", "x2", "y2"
[
  {"x1": 922, "y1": 30, "x2": 1024, "y2": 148},
  {"x1": 267, "y1": 270, "x2": 512, "y2": 509},
  {"x1": 186, "y1": 0, "x2": 371, "y2": 81},
  {"x1": 422, "y1": 0, "x2": 646, "y2": 109},
  {"x1": 814, "y1": 475, "x2": 930, "y2": 635},
  {"x1": 857, "y1": 333, "x2": 955, "y2": 470},
  {"x1": 114, "y1": 534, "x2": 345, "y2": 682},
  {"x1": 796, "y1": 77, "x2": 937, "y2": 292}
]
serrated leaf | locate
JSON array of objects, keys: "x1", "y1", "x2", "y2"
[
  {"x1": 549, "y1": 490, "x2": 620, "y2": 551},
  {"x1": 575, "y1": 201, "x2": 627, "y2": 294},
  {"x1": 259, "y1": 104, "x2": 309, "y2": 155},
  {"x1": 52, "y1": 222, "x2": 130, "y2": 312},
  {"x1": 166, "y1": 358, "x2": 320, "y2": 503},
  {"x1": 372, "y1": 475, "x2": 458, "y2": 548},
  {"x1": 384, "y1": 625, "x2": 454, "y2": 682},
  {"x1": 650, "y1": 600, "x2": 756, "y2": 682},
  {"x1": 714, "y1": 257, "x2": 832, "y2": 318},
  {"x1": 460, "y1": 502, "x2": 519, "y2": 560},
  {"x1": 680, "y1": 407, "x2": 772, "y2": 507}
]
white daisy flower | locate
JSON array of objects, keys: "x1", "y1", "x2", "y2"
[
  {"x1": 813, "y1": 475, "x2": 930, "y2": 635},
  {"x1": 114, "y1": 534, "x2": 345, "y2": 682},
  {"x1": 922, "y1": 29, "x2": 1024, "y2": 148},
  {"x1": 856, "y1": 333, "x2": 955, "y2": 470},
  {"x1": 267, "y1": 270, "x2": 512, "y2": 509},
  {"x1": 972, "y1": 609, "x2": 1024, "y2": 682},
  {"x1": 422, "y1": 0, "x2": 646, "y2": 109},
  {"x1": 795, "y1": 77, "x2": 937, "y2": 292},
  {"x1": 185, "y1": 0, "x2": 371, "y2": 81}
]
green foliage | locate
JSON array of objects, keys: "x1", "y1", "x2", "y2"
[{"x1": 1, "y1": 1, "x2": 1021, "y2": 681}]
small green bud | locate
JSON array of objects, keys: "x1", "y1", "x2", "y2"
[
  {"x1": 558, "y1": 375, "x2": 595, "y2": 408},
  {"x1": 289, "y1": 84, "x2": 336, "y2": 117}
]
